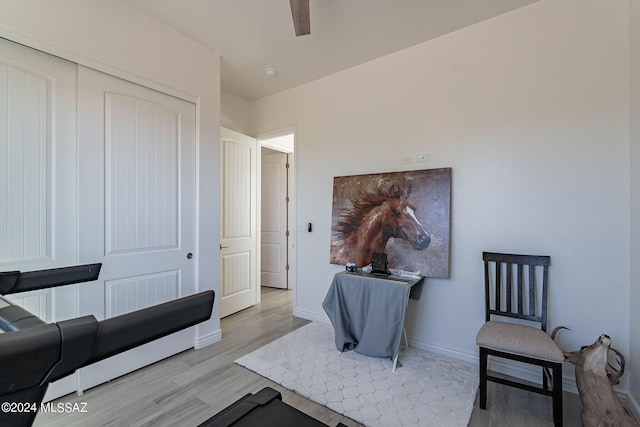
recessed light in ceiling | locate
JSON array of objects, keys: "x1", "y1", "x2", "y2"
[{"x1": 265, "y1": 67, "x2": 278, "y2": 77}]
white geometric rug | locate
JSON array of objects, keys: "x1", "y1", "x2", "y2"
[{"x1": 235, "y1": 322, "x2": 478, "y2": 427}]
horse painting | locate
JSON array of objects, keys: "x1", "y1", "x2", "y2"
[
  {"x1": 331, "y1": 184, "x2": 430, "y2": 267},
  {"x1": 330, "y1": 168, "x2": 451, "y2": 278}
]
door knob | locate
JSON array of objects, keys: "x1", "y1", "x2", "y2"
[{"x1": 187, "y1": 253, "x2": 193, "y2": 259}]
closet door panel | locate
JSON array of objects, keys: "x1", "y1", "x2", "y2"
[
  {"x1": 77, "y1": 65, "x2": 197, "y2": 392},
  {"x1": 0, "y1": 37, "x2": 80, "y2": 401}
]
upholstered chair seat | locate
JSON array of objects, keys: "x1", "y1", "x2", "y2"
[{"x1": 476, "y1": 321, "x2": 564, "y2": 362}]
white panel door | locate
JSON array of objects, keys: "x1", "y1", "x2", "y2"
[
  {"x1": 0, "y1": 38, "x2": 81, "y2": 400},
  {"x1": 220, "y1": 127, "x2": 258, "y2": 317},
  {"x1": 261, "y1": 152, "x2": 288, "y2": 289},
  {"x1": 77, "y1": 66, "x2": 197, "y2": 391}
]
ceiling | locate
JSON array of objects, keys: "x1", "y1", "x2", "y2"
[{"x1": 125, "y1": 0, "x2": 539, "y2": 101}]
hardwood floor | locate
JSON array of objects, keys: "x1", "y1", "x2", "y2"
[{"x1": 34, "y1": 288, "x2": 582, "y2": 426}]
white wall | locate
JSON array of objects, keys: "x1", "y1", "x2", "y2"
[
  {"x1": 251, "y1": 0, "x2": 632, "y2": 391},
  {"x1": 630, "y1": 0, "x2": 640, "y2": 414},
  {"x1": 221, "y1": 89, "x2": 252, "y2": 135},
  {"x1": 0, "y1": 0, "x2": 222, "y2": 342}
]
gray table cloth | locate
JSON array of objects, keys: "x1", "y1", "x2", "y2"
[{"x1": 322, "y1": 272, "x2": 420, "y2": 360}]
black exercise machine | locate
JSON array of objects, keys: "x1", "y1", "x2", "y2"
[
  {"x1": 198, "y1": 387, "x2": 348, "y2": 427},
  {"x1": 0, "y1": 263, "x2": 215, "y2": 427},
  {"x1": 0, "y1": 265, "x2": 345, "y2": 427}
]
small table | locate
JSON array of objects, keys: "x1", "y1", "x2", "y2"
[{"x1": 322, "y1": 271, "x2": 424, "y2": 371}]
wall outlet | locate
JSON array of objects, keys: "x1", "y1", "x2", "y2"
[{"x1": 416, "y1": 153, "x2": 430, "y2": 163}]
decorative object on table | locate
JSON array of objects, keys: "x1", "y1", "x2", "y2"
[
  {"x1": 330, "y1": 167, "x2": 451, "y2": 278},
  {"x1": 345, "y1": 262, "x2": 357, "y2": 272},
  {"x1": 235, "y1": 322, "x2": 478, "y2": 427},
  {"x1": 476, "y1": 252, "x2": 565, "y2": 427},
  {"x1": 371, "y1": 252, "x2": 389, "y2": 275},
  {"x1": 563, "y1": 335, "x2": 639, "y2": 427}
]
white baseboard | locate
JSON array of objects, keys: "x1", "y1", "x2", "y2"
[
  {"x1": 408, "y1": 336, "x2": 477, "y2": 365},
  {"x1": 408, "y1": 336, "x2": 579, "y2": 395},
  {"x1": 194, "y1": 328, "x2": 221, "y2": 349},
  {"x1": 293, "y1": 307, "x2": 331, "y2": 324}
]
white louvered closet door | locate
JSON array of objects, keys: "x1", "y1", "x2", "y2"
[
  {"x1": 76, "y1": 66, "x2": 197, "y2": 392},
  {"x1": 0, "y1": 38, "x2": 81, "y2": 400}
]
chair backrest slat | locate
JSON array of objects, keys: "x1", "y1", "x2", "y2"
[
  {"x1": 482, "y1": 251, "x2": 551, "y2": 331},
  {"x1": 528, "y1": 264, "x2": 535, "y2": 316},
  {"x1": 495, "y1": 262, "x2": 501, "y2": 313},
  {"x1": 506, "y1": 262, "x2": 512, "y2": 313},
  {"x1": 541, "y1": 265, "x2": 549, "y2": 331},
  {"x1": 484, "y1": 260, "x2": 491, "y2": 322},
  {"x1": 517, "y1": 263, "x2": 524, "y2": 315}
]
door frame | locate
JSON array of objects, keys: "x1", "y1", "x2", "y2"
[{"x1": 257, "y1": 127, "x2": 296, "y2": 293}]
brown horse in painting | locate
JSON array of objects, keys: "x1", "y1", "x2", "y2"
[{"x1": 331, "y1": 184, "x2": 430, "y2": 267}]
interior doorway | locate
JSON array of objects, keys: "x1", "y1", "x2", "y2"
[{"x1": 259, "y1": 132, "x2": 295, "y2": 290}]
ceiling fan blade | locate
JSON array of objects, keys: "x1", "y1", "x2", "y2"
[{"x1": 289, "y1": 0, "x2": 310, "y2": 36}]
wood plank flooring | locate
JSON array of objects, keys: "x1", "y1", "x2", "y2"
[{"x1": 34, "y1": 288, "x2": 583, "y2": 426}]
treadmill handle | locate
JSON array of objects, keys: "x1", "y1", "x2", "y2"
[{"x1": 86, "y1": 290, "x2": 214, "y2": 365}]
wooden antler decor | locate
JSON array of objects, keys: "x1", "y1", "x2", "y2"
[{"x1": 563, "y1": 334, "x2": 639, "y2": 427}]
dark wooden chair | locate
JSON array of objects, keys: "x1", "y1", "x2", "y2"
[{"x1": 476, "y1": 252, "x2": 564, "y2": 427}]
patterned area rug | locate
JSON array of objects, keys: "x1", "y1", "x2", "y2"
[{"x1": 235, "y1": 322, "x2": 478, "y2": 427}]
